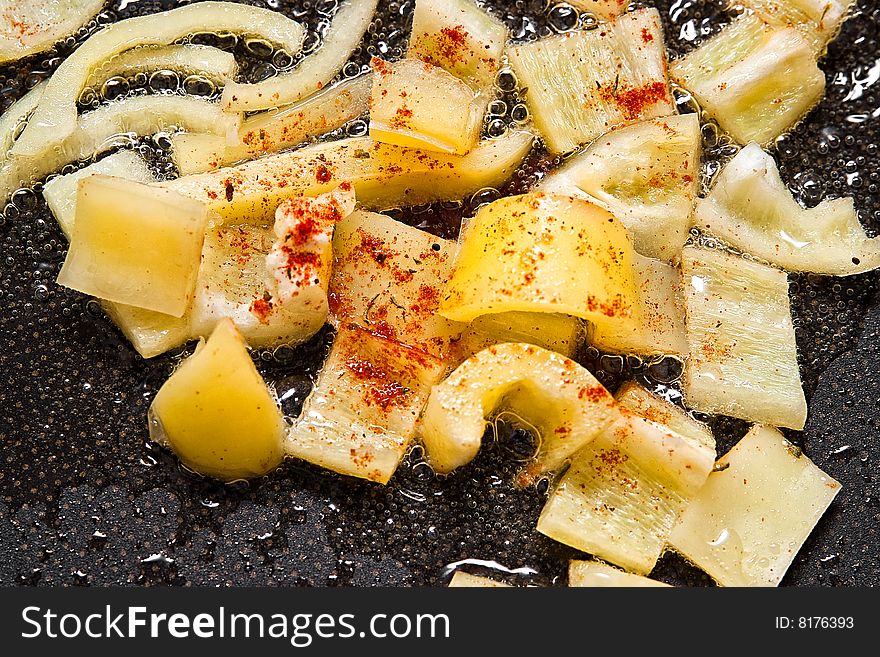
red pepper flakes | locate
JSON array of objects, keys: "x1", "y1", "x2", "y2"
[
  {"x1": 315, "y1": 164, "x2": 332, "y2": 183},
  {"x1": 368, "y1": 320, "x2": 399, "y2": 342},
  {"x1": 389, "y1": 104, "x2": 414, "y2": 129},
  {"x1": 599, "y1": 81, "x2": 670, "y2": 121},
  {"x1": 249, "y1": 295, "x2": 275, "y2": 324},
  {"x1": 350, "y1": 448, "x2": 375, "y2": 468},
  {"x1": 596, "y1": 448, "x2": 628, "y2": 467},
  {"x1": 280, "y1": 197, "x2": 344, "y2": 246},
  {"x1": 641, "y1": 27, "x2": 654, "y2": 43},
  {"x1": 578, "y1": 386, "x2": 610, "y2": 402},
  {"x1": 344, "y1": 356, "x2": 411, "y2": 411},
  {"x1": 358, "y1": 230, "x2": 393, "y2": 266},
  {"x1": 371, "y1": 56, "x2": 393, "y2": 76}
]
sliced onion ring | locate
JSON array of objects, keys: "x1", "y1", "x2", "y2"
[
  {"x1": 86, "y1": 44, "x2": 238, "y2": 92},
  {"x1": 174, "y1": 72, "x2": 372, "y2": 175},
  {"x1": 0, "y1": 82, "x2": 45, "y2": 160},
  {"x1": 221, "y1": 0, "x2": 378, "y2": 112},
  {"x1": 1, "y1": 94, "x2": 240, "y2": 202},
  {"x1": 11, "y1": 1, "x2": 304, "y2": 158}
]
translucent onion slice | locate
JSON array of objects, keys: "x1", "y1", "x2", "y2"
[
  {"x1": 538, "y1": 114, "x2": 701, "y2": 262},
  {"x1": 740, "y1": 0, "x2": 855, "y2": 53},
  {"x1": 173, "y1": 73, "x2": 372, "y2": 176},
  {"x1": 0, "y1": 81, "x2": 45, "y2": 159},
  {"x1": 86, "y1": 44, "x2": 238, "y2": 91},
  {"x1": 158, "y1": 131, "x2": 534, "y2": 224},
  {"x1": 287, "y1": 323, "x2": 447, "y2": 484},
  {"x1": 1, "y1": 94, "x2": 240, "y2": 202},
  {"x1": 407, "y1": 0, "x2": 508, "y2": 91},
  {"x1": 369, "y1": 58, "x2": 484, "y2": 155},
  {"x1": 668, "y1": 425, "x2": 842, "y2": 587},
  {"x1": 670, "y1": 14, "x2": 825, "y2": 146},
  {"x1": 419, "y1": 342, "x2": 618, "y2": 478},
  {"x1": 587, "y1": 254, "x2": 687, "y2": 357},
  {"x1": 12, "y1": 1, "x2": 305, "y2": 157},
  {"x1": 615, "y1": 381, "x2": 715, "y2": 454},
  {"x1": 438, "y1": 192, "x2": 642, "y2": 334},
  {"x1": 568, "y1": 561, "x2": 670, "y2": 588},
  {"x1": 508, "y1": 8, "x2": 674, "y2": 154},
  {"x1": 0, "y1": 0, "x2": 104, "y2": 63},
  {"x1": 694, "y1": 142, "x2": 880, "y2": 276},
  {"x1": 537, "y1": 410, "x2": 716, "y2": 575},
  {"x1": 221, "y1": 0, "x2": 378, "y2": 112},
  {"x1": 329, "y1": 209, "x2": 466, "y2": 360},
  {"x1": 680, "y1": 245, "x2": 807, "y2": 430}
]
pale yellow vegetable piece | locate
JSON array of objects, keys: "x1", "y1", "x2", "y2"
[
  {"x1": 57, "y1": 175, "x2": 208, "y2": 317},
  {"x1": 670, "y1": 14, "x2": 825, "y2": 146},
  {"x1": 221, "y1": 0, "x2": 377, "y2": 112},
  {"x1": 419, "y1": 342, "x2": 617, "y2": 478},
  {"x1": 694, "y1": 142, "x2": 880, "y2": 275},
  {"x1": 150, "y1": 318, "x2": 286, "y2": 481},
  {"x1": 103, "y1": 302, "x2": 192, "y2": 360},
  {"x1": 287, "y1": 324, "x2": 446, "y2": 484},
  {"x1": 568, "y1": 561, "x2": 671, "y2": 588},
  {"x1": 457, "y1": 312, "x2": 585, "y2": 362},
  {"x1": 587, "y1": 254, "x2": 687, "y2": 356},
  {"x1": 329, "y1": 209, "x2": 465, "y2": 360},
  {"x1": 439, "y1": 192, "x2": 641, "y2": 335},
  {"x1": 448, "y1": 572, "x2": 511, "y2": 588},
  {"x1": 1, "y1": 93, "x2": 240, "y2": 202},
  {"x1": 668, "y1": 425, "x2": 842, "y2": 587},
  {"x1": 86, "y1": 43, "x2": 238, "y2": 91},
  {"x1": 41, "y1": 152, "x2": 191, "y2": 359},
  {"x1": 508, "y1": 8, "x2": 674, "y2": 153},
  {"x1": 12, "y1": 1, "x2": 305, "y2": 157},
  {"x1": 407, "y1": 0, "x2": 507, "y2": 90},
  {"x1": 42, "y1": 150, "x2": 156, "y2": 239},
  {"x1": 158, "y1": 132, "x2": 534, "y2": 224},
  {"x1": 0, "y1": 0, "x2": 104, "y2": 63},
  {"x1": 740, "y1": 0, "x2": 855, "y2": 52},
  {"x1": 615, "y1": 381, "x2": 715, "y2": 454},
  {"x1": 537, "y1": 411, "x2": 716, "y2": 575},
  {"x1": 538, "y1": 114, "x2": 701, "y2": 262},
  {"x1": 680, "y1": 245, "x2": 807, "y2": 430},
  {"x1": 369, "y1": 58, "x2": 483, "y2": 155},
  {"x1": 173, "y1": 73, "x2": 373, "y2": 176}
]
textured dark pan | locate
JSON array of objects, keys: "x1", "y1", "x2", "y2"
[{"x1": 0, "y1": 0, "x2": 878, "y2": 587}]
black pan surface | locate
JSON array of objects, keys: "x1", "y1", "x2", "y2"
[{"x1": 0, "y1": 0, "x2": 878, "y2": 587}]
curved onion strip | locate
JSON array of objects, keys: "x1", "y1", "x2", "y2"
[
  {"x1": 12, "y1": 1, "x2": 304, "y2": 157},
  {"x1": 157, "y1": 131, "x2": 534, "y2": 224},
  {"x1": 221, "y1": 0, "x2": 378, "y2": 112},
  {"x1": 0, "y1": 82, "x2": 45, "y2": 159},
  {"x1": 0, "y1": 0, "x2": 104, "y2": 63},
  {"x1": 86, "y1": 44, "x2": 238, "y2": 91},
  {"x1": 173, "y1": 72, "x2": 372, "y2": 175},
  {"x1": 1, "y1": 94, "x2": 240, "y2": 201}
]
